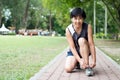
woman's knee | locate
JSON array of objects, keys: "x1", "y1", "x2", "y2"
[
  {"x1": 65, "y1": 66, "x2": 73, "y2": 73},
  {"x1": 65, "y1": 62, "x2": 75, "y2": 73},
  {"x1": 78, "y1": 38, "x2": 88, "y2": 46},
  {"x1": 65, "y1": 56, "x2": 76, "y2": 73}
]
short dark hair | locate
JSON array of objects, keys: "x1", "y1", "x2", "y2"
[{"x1": 70, "y1": 7, "x2": 86, "y2": 19}]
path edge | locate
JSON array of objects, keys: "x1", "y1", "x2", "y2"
[
  {"x1": 96, "y1": 47, "x2": 120, "y2": 70},
  {"x1": 29, "y1": 47, "x2": 68, "y2": 80}
]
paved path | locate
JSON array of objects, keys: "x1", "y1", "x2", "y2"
[{"x1": 30, "y1": 47, "x2": 120, "y2": 80}]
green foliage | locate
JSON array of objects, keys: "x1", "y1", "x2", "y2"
[
  {"x1": 52, "y1": 17, "x2": 65, "y2": 36},
  {"x1": 6, "y1": 18, "x2": 12, "y2": 27},
  {"x1": 0, "y1": 0, "x2": 120, "y2": 36},
  {"x1": 1, "y1": 17, "x2": 6, "y2": 24},
  {"x1": 96, "y1": 32, "x2": 112, "y2": 39},
  {"x1": 96, "y1": 32, "x2": 105, "y2": 39},
  {"x1": 101, "y1": 0, "x2": 120, "y2": 31},
  {"x1": 7, "y1": 32, "x2": 16, "y2": 35}
]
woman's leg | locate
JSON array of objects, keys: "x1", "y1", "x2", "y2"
[
  {"x1": 78, "y1": 38, "x2": 94, "y2": 76},
  {"x1": 78, "y1": 38, "x2": 90, "y2": 67},
  {"x1": 65, "y1": 56, "x2": 77, "y2": 73}
]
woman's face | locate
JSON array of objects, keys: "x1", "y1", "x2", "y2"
[{"x1": 71, "y1": 16, "x2": 84, "y2": 28}]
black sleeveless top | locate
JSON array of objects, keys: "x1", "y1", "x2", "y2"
[{"x1": 67, "y1": 22, "x2": 88, "y2": 53}]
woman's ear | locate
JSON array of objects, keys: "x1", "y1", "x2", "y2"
[{"x1": 71, "y1": 18, "x2": 73, "y2": 22}]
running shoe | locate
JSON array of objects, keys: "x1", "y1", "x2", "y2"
[{"x1": 85, "y1": 67, "x2": 94, "y2": 76}]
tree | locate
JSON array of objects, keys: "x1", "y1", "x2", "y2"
[
  {"x1": 100, "y1": 0, "x2": 120, "y2": 39},
  {"x1": 0, "y1": 0, "x2": 26, "y2": 33},
  {"x1": 1, "y1": 0, "x2": 119, "y2": 36},
  {"x1": 0, "y1": 0, "x2": 44, "y2": 30},
  {"x1": 0, "y1": 0, "x2": 8, "y2": 26},
  {"x1": 42, "y1": 0, "x2": 54, "y2": 32},
  {"x1": 23, "y1": 0, "x2": 30, "y2": 30},
  {"x1": 0, "y1": 1, "x2": 3, "y2": 26},
  {"x1": 42, "y1": 0, "x2": 95, "y2": 33},
  {"x1": 101, "y1": 0, "x2": 120, "y2": 32}
]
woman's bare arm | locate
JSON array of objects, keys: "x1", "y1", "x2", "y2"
[{"x1": 88, "y1": 24, "x2": 96, "y2": 68}]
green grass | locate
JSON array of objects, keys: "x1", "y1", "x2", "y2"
[
  {"x1": 0, "y1": 36, "x2": 68, "y2": 80},
  {"x1": 94, "y1": 39, "x2": 120, "y2": 65}
]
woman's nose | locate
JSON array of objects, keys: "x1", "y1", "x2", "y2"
[{"x1": 76, "y1": 19, "x2": 80, "y2": 22}]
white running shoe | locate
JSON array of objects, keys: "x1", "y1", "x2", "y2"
[{"x1": 85, "y1": 67, "x2": 94, "y2": 76}]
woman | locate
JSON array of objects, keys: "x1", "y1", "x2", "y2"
[{"x1": 65, "y1": 7, "x2": 96, "y2": 76}]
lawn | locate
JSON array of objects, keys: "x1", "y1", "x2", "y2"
[
  {"x1": 0, "y1": 36, "x2": 68, "y2": 80},
  {"x1": 94, "y1": 39, "x2": 120, "y2": 65}
]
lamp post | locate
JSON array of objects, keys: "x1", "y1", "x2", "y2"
[
  {"x1": 105, "y1": 6, "x2": 107, "y2": 36},
  {"x1": 94, "y1": 0, "x2": 96, "y2": 37}
]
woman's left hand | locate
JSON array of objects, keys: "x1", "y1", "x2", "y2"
[{"x1": 90, "y1": 62, "x2": 96, "y2": 68}]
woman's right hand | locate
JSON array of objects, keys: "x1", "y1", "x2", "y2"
[
  {"x1": 79, "y1": 59, "x2": 89, "y2": 69},
  {"x1": 79, "y1": 59, "x2": 85, "y2": 69}
]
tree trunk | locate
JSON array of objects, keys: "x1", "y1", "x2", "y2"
[
  {"x1": 23, "y1": 0, "x2": 30, "y2": 30},
  {"x1": 0, "y1": 12, "x2": 1, "y2": 26},
  {"x1": 49, "y1": 10, "x2": 52, "y2": 33},
  {"x1": 35, "y1": 19, "x2": 39, "y2": 29},
  {"x1": 0, "y1": 3, "x2": 2, "y2": 26}
]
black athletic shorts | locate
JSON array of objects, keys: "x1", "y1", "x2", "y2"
[{"x1": 67, "y1": 50, "x2": 91, "y2": 58}]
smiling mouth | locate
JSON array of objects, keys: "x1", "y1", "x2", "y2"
[{"x1": 76, "y1": 23, "x2": 81, "y2": 26}]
